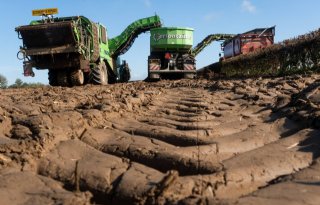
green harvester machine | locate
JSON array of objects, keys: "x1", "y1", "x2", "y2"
[
  {"x1": 16, "y1": 8, "x2": 162, "y2": 86},
  {"x1": 148, "y1": 27, "x2": 235, "y2": 80},
  {"x1": 148, "y1": 27, "x2": 195, "y2": 79}
]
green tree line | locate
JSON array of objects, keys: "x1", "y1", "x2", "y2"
[{"x1": 0, "y1": 74, "x2": 45, "y2": 89}]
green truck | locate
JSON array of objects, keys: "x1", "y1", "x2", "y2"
[
  {"x1": 148, "y1": 27, "x2": 195, "y2": 79},
  {"x1": 148, "y1": 27, "x2": 235, "y2": 80},
  {"x1": 16, "y1": 14, "x2": 161, "y2": 86}
]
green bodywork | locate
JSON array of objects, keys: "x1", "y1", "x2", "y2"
[
  {"x1": 150, "y1": 27, "x2": 194, "y2": 52},
  {"x1": 16, "y1": 15, "x2": 161, "y2": 73},
  {"x1": 191, "y1": 34, "x2": 235, "y2": 56},
  {"x1": 147, "y1": 28, "x2": 235, "y2": 80},
  {"x1": 109, "y1": 15, "x2": 161, "y2": 57},
  {"x1": 150, "y1": 28, "x2": 234, "y2": 56}
]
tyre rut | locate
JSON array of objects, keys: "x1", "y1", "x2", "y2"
[{"x1": 0, "y1": 77, "x2": 320, "y2": 204}]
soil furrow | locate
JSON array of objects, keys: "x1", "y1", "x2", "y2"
[{"x1": 1, "y1": 76, "x2": 320, "y2": 204}]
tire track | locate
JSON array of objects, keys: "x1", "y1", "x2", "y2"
[{"x1": 0, "y1": 77, "x2": 320, "y2": 204}]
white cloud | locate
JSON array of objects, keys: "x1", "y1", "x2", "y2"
[
  {"x1": 203, "y1": 13, "x2": 219, "y2": 22},
  {"x1": 204, "y1": 13, "x2": 214, "y2": 22},
  {"x1": 242, "y1": 0, "x2": 256, "y2": 13},
  {"x1": 143, "y1": 0, "x2": 151, "y2": 8}
]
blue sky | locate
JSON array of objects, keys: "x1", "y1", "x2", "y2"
[{"x1": 0, "y1": 0, "x2": 319, "y2": 85}]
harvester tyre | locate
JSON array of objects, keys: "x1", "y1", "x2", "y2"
[
  {"x1": 184, "y1": 73, "x2": 195, "y2": 79},
  {"x1": 149, "y1": 73, "x2": 160, "y2": 80},
  {"x1": 48, "y1": 70, "x2": 58, "y2": 86},
  {"x1": 56, "y1": 70, "x2": 69, "y2": 87},
  {"x1": 119, "y1": 64, "x2": 131, "y2": 83},
  {"x1": 70, "y1": 69, "x2": 84, "y2": 86},
  {"x1": 92, "y1": 62, "x2": 108, "y2": 85}
]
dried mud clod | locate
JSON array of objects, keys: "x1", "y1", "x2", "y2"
[{"x1": 0, "y1": 76, "x2": 320, "y2": 204}]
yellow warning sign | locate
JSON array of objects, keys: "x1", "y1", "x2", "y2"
[{"x1": 32, "y1": 8, "x2": 58, "y2": 16}]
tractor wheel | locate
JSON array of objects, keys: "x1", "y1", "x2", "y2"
[
  {"x1": 119, "y1": 64, "x2": 131, "y2": 82},
  {"x1": 92, "y1": 62, "x2": 108, "y2": 85},
  {"x1": 56, "y1": 70, "x2": 69, "y2": 87},
  {"x1": 184, "y1": 73, "x2": 195, "y2": 79},
  {"x1": 148, "y1": 73, "x2": 160, "y2": 81},
  {"x1": 48, "y1": 70, "x2": 58, "y2": 86},
  {"x1": 70, "y1": 69, "x2": 84, "y2": 86}
]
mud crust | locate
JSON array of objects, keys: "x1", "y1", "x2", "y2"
[
  {"x1": 70, "y1": 69, "x2": 84, "y2": 86},
  {"x1": 1, "y1": 75, "x2": 320, "y2": 204}
]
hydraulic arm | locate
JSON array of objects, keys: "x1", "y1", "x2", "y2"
[
  {"x1": 108, "y1": 15, "x2": 162, "y2": 58},
  {"x1": 191, "y1": 34, "x2": 235, "y2": 56}
]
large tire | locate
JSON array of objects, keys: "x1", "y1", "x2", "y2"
[
  {"x1": 70, "y1": 69, "x2": 84, "y2": 86},
  {"x1": 48, "y1": 70, "x2": 58, "y2": 86},
  {"x1": 119, "y1": 64, "x2": 131, "y2": 83},
  {"x1": 184, "y1": 73, "x2": 195, "y2": 79},
  {"x1": 148, "y1": 73, "x2": 160, "y2": 81},
  {"x1": 56, "y1": 70, "x2": 69, "y2": 87},
  {"x1": 92, "y1": 62, "x2": 108, "y2": 85}
]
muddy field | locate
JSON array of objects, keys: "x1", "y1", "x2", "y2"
[{"x1": 1, "y1": 75, "x2": 320, "y2": 205}]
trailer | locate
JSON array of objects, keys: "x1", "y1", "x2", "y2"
[
  {"x1": 198, "y1": 26, "x2": 277, "y2": 77},
  {"x1": 222, "y1": 26, "x2": 275, "y2": 59}
]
